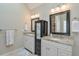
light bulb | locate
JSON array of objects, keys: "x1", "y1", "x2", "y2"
[
  {"x1": 61, "y1": 5, "x2": 69, "y2": 11},
  {"x1": 55, "y1": 7, "x2": 60, "y2": 12},
  {"x1": 31, "y1": 15, "x2": 34, "y2": 19},
  {"x1": 37, "y1": 14, "x2": 40, "y2": 17},
  {"x1": 51, "y1": 9, "x2": 55, "y2": 13},
  {"x1": 31, "y1": 13, "x2": 40, "y2": 19},
  {"x1": 61, "y1": 5, "x2": 66, "y2": 9},
  {"x1": 35, "y1": 14, "x2": 40, "y2": 18},
  {"x1": 35, "y1": 14, "x2": 38, "y2": 18}
]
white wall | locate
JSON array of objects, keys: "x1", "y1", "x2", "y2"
[
  {"x1": 31, "y1": 3, "x2": 79, "y2": 56},
  {"x1": 23, "y1": 4, "x2": 32, "y2": 31},
  {"x1": 0, "y1": 3, "x2": 31, "y2": 55}
]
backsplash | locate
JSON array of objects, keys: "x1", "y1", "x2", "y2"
[{"x1": 51, "y1": 34, "x2": 73, "y2": 40}]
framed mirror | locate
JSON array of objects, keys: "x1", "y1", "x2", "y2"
[
  {"x1": 31, "y1": 18, "x2": 39, "y2": 32},
  {"x1": 50, "y1": 10, "x2": 70, "y2": 35}
]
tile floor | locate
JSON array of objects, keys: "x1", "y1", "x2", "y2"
[{"x1": 2, "y1": 48, "x2": 36, "y2": 56}]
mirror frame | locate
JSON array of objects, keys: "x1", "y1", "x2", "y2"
[
  {"x1": 31, "y1": 18, "x2": 39, "y2": 32},
  {"x1": 50, "y1": 10, "x2": 70, "y2": 36}
]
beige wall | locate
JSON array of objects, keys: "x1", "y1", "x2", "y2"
[{"x1": 0, "y1": 3, "x2": 31, "y2": 55}]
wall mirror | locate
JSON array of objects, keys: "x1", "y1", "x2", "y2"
[
  {"x1": 50, "y1": 10, "x2": 70, "y2": 35},
  {"x1": 31, "y1": 18, "x2": 39, "y2": 32}
]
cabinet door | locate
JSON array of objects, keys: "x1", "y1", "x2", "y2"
[
  {"x1": 41, "y1": 40, "x2": 72, "y2": 56},
  {"x1": 41, "y1": 40, "x2": 57, "y2": 56},
  {"x1": 58, "y1": 48, "x2": 72, "y2": 56},
  {"x1": 41, "y1": 40, "x2": 47, "y2": 56},
  {"x1": 24, "y1": 36, "x2": 35, "y2": 53},
  {"x1": 46, "y1": 45, "x2": 57, "y2": 56},
  {"x1": 41, "y1": 45, "x2": 47, "y2": 56}
]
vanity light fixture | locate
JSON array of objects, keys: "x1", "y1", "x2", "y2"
[
  {"x1": 51, "y1": 9, "x2": 55, "y2": 13},
  {"x1": 31, "y1": 15, "x2": 35, "y2": 19},
  {"x1": 31, "y1": 14, "x2": 40, "y2": 19},
  {"x1": 50, "y1": 4, "x2": 70, "y2": 14},
  {"x1": 55, "y1": 7, "x2": 60, "y2": 12},
  {"x1": 61, "y1": 5, "x2": 67, "y2": 11}
]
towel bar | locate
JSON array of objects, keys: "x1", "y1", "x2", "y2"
[{"x1": 0, "y1": 29, "x2": 17, "y2": 32}]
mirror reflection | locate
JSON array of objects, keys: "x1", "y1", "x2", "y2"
[
  {"x1": 31, "y1": 18, "x2": 39, "y2": 32},
  {"x1": 51, "y1": 13, "x2": 66, "y2": 33},
  {"x1": 50, "y1": 10, "x2": 70, "y2": 35}
]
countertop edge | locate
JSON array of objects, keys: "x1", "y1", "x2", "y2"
[{"x1": 41, "y1": 36, "x2": 73, "y2": 46}]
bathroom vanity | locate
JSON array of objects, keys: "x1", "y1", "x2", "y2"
[
  {"x1": 23, "y1": 9, "x2": 71, "y2": 56},
  {"x1": 41, "y1": 36, "x2": 73, "y2": 56},
  {"x1": 41, "y1": 10, "x2": 73, "y2": 56}
]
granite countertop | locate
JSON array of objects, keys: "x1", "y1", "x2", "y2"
[
  {"x1": 42, "y1": 36, "x2": 73, "y2": 46},
  {"x1": 23, "y1": 32, "x2": 35, "y2": 37}
]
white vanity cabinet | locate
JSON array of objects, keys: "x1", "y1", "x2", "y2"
[
  {"x1": 41, "y1": 39, "x2": 72, "y2": 56},
  {"x1": 24, "y1": 35, "x2": 35, "y2": 53},
  {"x1": 41, "y1": 40, "x2": 57, "y2": 56}
]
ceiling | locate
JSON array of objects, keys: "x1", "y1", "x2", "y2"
[{"x1": 25, "y1": 3, "x2": 43, "y2": 10}]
